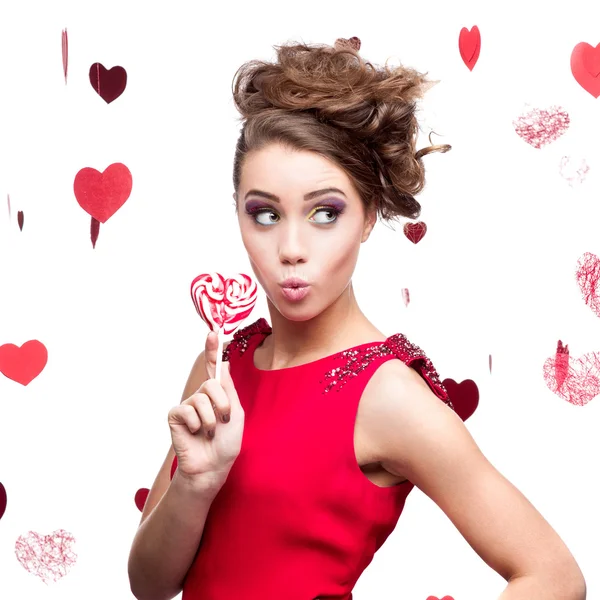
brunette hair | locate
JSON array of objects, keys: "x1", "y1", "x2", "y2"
[{"x1": 231, "y1": 37, "x2": 450, "y2": 226}]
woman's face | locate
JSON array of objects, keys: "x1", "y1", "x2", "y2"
[{"x1": 235, "y1": 143, "x2": 376, "y2": 320}]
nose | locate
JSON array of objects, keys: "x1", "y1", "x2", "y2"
[{"x1": 277, "y1": 220, "x2": 308, "y2": 265}]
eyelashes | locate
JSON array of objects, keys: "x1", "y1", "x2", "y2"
[{"x1": 245, "y1": 204, "x2": 345, "y2": 226}]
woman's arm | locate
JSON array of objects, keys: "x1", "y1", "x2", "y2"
[
  {"x1": 366, "y1": 360, "x2": 587, "y2": 600},
  {"x1": 128, "y1": 466, "x2": 223, "y2": 600},
  {"x1": 128, "y1": 344, "x2": 230, "y2": 600}
]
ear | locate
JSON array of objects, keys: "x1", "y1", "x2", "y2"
[{"x1": 361, "y1": 206, "x2": 377, "y2": 243}]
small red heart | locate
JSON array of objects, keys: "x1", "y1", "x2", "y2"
[
  {"x1": 89, "y1": 62, "x2": 127, "y2": 103},
  {"x1": 543, "y1": 341, "x2": 600, "y2": 407},
  {"x1": 426, "y1": 596, "x2": 455, "y2": 600},
  {"x1": 513, "y1": 105, "x2": 570, "y2": 149},
  {"x1": 0, "y1": 340, "x2": 48, "y2": 386},
  {"x1": 15, "y1": 529, "x2": 77, "y2": 584},
  {"x1": 571, "y1": 42, "x2": 600, "y2": 98},
  {"x1": 73, "y1": 162, "x2": 132, "y2": 223},
  {"x1": 575, "y1": 252, "x2": 600, "y2": 319},
  {"x1": 443, "y1": 378, "x2": 479, "y2": 421},
  {"x1": 135, "y1": 488, "x2": 149, "y2": 512},
  {"x1": 404, "y1": 222, "x2": 427, "y2": 244},
  {"x1": 459, "y1": 25, "x2": 481, "y2": 70}
]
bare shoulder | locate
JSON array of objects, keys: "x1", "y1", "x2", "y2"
[{"x1": 360, "y1": 358, "x2": 462, "y2": 477}]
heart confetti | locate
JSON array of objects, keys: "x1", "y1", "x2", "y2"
[
  {"x1": 0, "y1": 340, "x2": 48, "y2": 386},
  {"x1": 543, "y1": 340, "x2": 600, "y2": 407},
  {"x1": 559, "y1": 155, "x2": 590, "y2": 186},
  {"x1": 404, "y1": 222, "x2": 427, "y2": 244},
  {"x1": 15, "y1": 529, "x2": 77, "y2": 584},
  {"x1": 89, "y1": 63, "x2": 127, "y2": 103},
  {"x1": 513, "y1": 105, "x2": 570, "y2": 149},
  {"x1": 442, "y1": 378, "x2": 479, "y2": 421},
  {"x1": 575, "y1": 252, "x2": 600, "y2": 319},
  {"x1": 571, "y1": 41, "x2": 600, "y2": 98},
  {"x1": 190, "y1": 273, "x2": 258, "y2": 382},
  {"x1": 73, "y1": 163, "x2": 132, "y2": 224},
  {"x1": 459, "y1": 25, "x2": 481, "y2": 71},
  {"x1": 135, "y1": 488, "x2": 149, "y2": 512}
]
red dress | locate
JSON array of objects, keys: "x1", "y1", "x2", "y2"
[{"x1": 170, "y1": 317, "x2": 457, "y2": 599}]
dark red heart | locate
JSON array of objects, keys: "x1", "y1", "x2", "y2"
[
  {"x1": 0, "y1": 482, "x2": 6, "y2": 521},
  {"x1": 404, "y1": 222, "x2": 427, "y2": 244},
  {"x1": 0, "y1": 340, "x2": 48, "y2": 386},
  {"x1": 459, "y1": 25, "x2": 481, "y2": 70},
  {"x1": 89, "y1": 63, "x2": 127, "y2": 103},
  {"x1": 135, "y1": 488, "x2": 149, "y2": 512},
  {"x1": 73, "y1": 163, "x2": 132, "y2": 223},
  {"x1": 443, "y1": 378, "x2": 479, "y2": 421}
]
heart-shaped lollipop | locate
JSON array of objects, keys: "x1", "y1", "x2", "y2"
[{"x1": 190, "y1": 273, "x2": 258, "y2": 382}]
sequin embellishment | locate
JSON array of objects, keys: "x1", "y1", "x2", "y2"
[
  {"x1": 319, "y1": 334, "x2": 455, "y2": 411},
  {"x1": 222, "y1": 317, "x2": 271, "y2": 362}
]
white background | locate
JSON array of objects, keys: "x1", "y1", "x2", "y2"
[{"x1": 0, "y1": 0, "x2": 598, "y2": 598}]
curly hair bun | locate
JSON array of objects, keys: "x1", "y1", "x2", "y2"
[{"x1": 231, "y1": 38, "x2": 451, "y2": 224}]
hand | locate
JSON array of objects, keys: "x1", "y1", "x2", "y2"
[{"x1": 168, "y1": 331, "x2": 244, "y2": 486}]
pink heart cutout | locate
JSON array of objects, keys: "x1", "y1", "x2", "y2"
[
  {"x1": 543, "y1": 340, "x2": 600, "y2": 406},
  {"x1": 15, "y1": 529, "x2": 77, "y2": 584},
  {"x1": 576, "y1": 252, "x2": 600, "y2": 318}
]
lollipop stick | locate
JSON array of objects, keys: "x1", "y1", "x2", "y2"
[{"x1": 215, "y1": 326, "x2": 223, "y2": 384}]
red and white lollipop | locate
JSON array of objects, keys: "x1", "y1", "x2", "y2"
[{"x1": 190, "y1": 272, "x2": 258, "y2": 382}]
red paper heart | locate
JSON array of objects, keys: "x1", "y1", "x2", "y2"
[
  {"x1": 543, "y1": 340, "x2": 600, "y2": 406},
  {"x1": 575, "y1": 252, "x2": 600, "y2": 318},
  {"x1": 513, "y1": 105, "x2": 570, "y2": 149},
  {"x1": 15, "y1": 529, "x2": 77, "y2": 584},
  {"x1": 404, "y1": 222, "x2": 427, "y2": 244},
  {"x1": 442, "y1": 378, "x2": 479, "y2": 421},
  {"x1": 459, "y1": 25, "x2": 481, "y2": 70},
  {"x1": 135, "y1": 488, "x2": 149, "y2": 512},
  {"x1": 0, "y1": 481, "x2": 6, "y2": 521},
  {"x1": 73, "y1": 163, "x2": 132, "y2": 223},
  {"x1": 571, "y1": 42, "x2": 600, "y2": 98},
  {"x1": 0, "y1": 340, "x2": 48, "y2": 385},
  {"x1": 89, "y1": 63, "x2": 127, "y2": 103}
]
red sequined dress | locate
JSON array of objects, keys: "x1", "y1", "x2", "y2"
[{"x1": 170, "y1": 317, "x2": 457, "y2": 599}]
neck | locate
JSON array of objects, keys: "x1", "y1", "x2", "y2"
[{"x1": 263, "y1": 280, "x2": 379, "y2": 369}]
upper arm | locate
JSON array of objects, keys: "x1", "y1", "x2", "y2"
[
  {"x1": 138, "y1": 342, "x2": 231, "y2": 525},
  {"x1": 371, "y1": 362, "x2": 584, "y2": 589}
]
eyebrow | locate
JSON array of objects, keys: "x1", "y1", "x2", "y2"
[{"x1": 244, "y1": 187, "x2": 347, "y2": 203}]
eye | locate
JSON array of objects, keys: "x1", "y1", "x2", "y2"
[{"x1": 247, "y1": 205, "x2": 343, "y2": 227}]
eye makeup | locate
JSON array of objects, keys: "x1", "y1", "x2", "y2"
[{"x1": 244, "y1": 198, "x2": 347, "y2": 225}]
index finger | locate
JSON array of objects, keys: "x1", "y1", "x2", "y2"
[{"x1": 204, "y1": 330, "x2": 219, "y2": 380}]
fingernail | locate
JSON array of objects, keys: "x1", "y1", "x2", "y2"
[
  {"x1": 206, "y1": 428, "x2": 215, "y2": 438},
  {"x1": 222, "y1": 413, "x2": 230, "y2": 423}
]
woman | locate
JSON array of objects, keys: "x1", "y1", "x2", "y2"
[{"x1": 128, "y1": 39, "x2": 586, "y2": 600}]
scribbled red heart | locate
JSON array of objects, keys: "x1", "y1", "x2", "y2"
[
  {"x1": 73, "y1": 163, "x2": 132, "y2": 223},
  {"x1": 575, "y1": 252, "x2": 600, "y2": 318},
  {"x1": 459, "y1": 25, "x2": 480, "y2": 70},
  {"x1": 543, "y1": 340, "x2": 600, "y2": 407},
  {"x1": 443, "y1": 378, "x2": 479, "y2": 421},
  {"x1": 89, "y1": 63, "x2": 127, "y2": 103},
  {"x1": 15, "y1": 529, "x2": 77, "y2": 584},
  {"x1": 135, "y1": 488, "x2": 149, "y2": 512},
  {"x1": 571, "y1": 42, "x2": 600, "y2": 98},
  {"x1": 513, "y1": 105, "x2": 570, "y2": 149},
  {"x1": 404, "y1": 222, "x2": 427, "y2": 244},
  {"x1": 0, "y1": 481, "x2": 6, "y2": 520},
  {"x1": 0, "y1": 340, "x2": 48, "y2": 385}
]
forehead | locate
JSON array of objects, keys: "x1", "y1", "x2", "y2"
[{"x1": 241, "y1": 144, "x2": 353, "y2": 193}]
